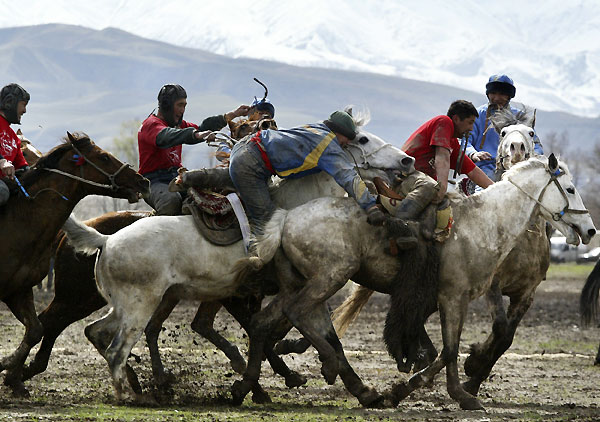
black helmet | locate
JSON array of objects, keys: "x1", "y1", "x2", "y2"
[
  {"x1": 157, "y1": 84, "x2": 187, "y2": 127},
  {"x1": 0, "y1": 83, "x2": 30, "y2": 124}
]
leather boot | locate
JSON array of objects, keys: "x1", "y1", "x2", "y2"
[
  {"x1": 182, "y1": 167, "x2": 235, "y2": 191},
  {"x1": 393, "y1": 197, "x2": 426, "y2": 220}
]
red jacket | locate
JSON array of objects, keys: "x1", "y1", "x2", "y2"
[
  {"x1": 137, "y1": 114, "x2": 198, "y2": 175},
  {"x1": 401, "y1": 115, "x2": 475, "y2": 179},
  {"x1": 0, "y1": 115, "x2": 28, "y2": 169}
]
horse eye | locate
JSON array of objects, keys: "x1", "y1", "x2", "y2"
[
  {"x1": 101, "y1": 154, "x2": 111, "y2": 162},
  {"x1": 567, "y1": 187, "x2": 575, "y2": 194},
  {"x1": 501, "y1": 130, "x2": 506, "y2": 137},
  {"x1": 529, "y1": 131, "x2": 534, "y2": 137},
  {"x1": 358, "y1": 136, "x2": 368, "y2": 145}
]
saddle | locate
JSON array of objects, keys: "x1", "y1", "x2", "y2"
[{"x1": 181, "y1": 188, "x2": 242, "y2": 246}]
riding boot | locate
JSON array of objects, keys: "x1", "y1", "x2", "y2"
[{"x1": 180, "y1": 167, "x2": 235, "y2": 192}]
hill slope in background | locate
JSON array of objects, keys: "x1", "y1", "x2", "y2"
[
  {"x1": 0, "y1": 24, "x2": 598, "y2": 169},
  {"x1": 2, "y1": 0, "x2": 600, "y2": 117}
]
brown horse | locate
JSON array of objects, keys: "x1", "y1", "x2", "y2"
[{"x1": 0, "y1": 132, "x2": 149, "y2": 396}]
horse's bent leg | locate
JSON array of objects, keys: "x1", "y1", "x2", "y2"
[
  {"x1": 305, "y1": 303, "x2": 382, "y2": 407},
  {"x1": 191, "y1": 300, "x2": 247, "y2": 374},
  {"x1": 144, "y1": 291, "x2": 179, "y2": 387},
  {"x1": 463, "y1": 291, "x2": 534, "y2": 397},
  {"x1": 0, "y1": 289, "x2": 44, "y2": 396},
  {"x1": 231, "y1": 295, "x2": 288, "y2": 405},
  {"x1": 23, "y1": 291, "x2": 106, "y2": 381},
  {"x1": 274, "y1": 338, "x2": 312, "y2": 355},
  {"x1": 221, "y1": 296, "x2": 306, "y2": 388}
]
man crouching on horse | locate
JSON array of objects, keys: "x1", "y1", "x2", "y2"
[
  {"x1": 0, "y1": 83, "x2": 30, "y2": 207},
  {"x1": 228, "y1": 110, "x2": 386, "y2": 244},
  {"x1": 393, "y1": 100, "x2": 494, "y2": 222}
]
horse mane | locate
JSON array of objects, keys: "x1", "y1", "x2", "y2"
[
  {"x1": 490, "y1": 105, "x2": 535, "y2": 132},
  {"x1": 344, "y1": 105, "x2": 371, "y2": 127},
  {"x1": 19, "y1": 132, "x2": 92, "y2": 187}
]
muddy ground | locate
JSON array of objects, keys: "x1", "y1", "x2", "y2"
[{"x1": 0, "y1": 266, "x2": 599, "y2": 421}]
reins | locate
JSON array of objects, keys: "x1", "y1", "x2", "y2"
[
  {"x1": 19, "y1": 141, "x2": 131, "y2": 201},
  {"x1": 506, "y1": 167, "x2": 589, "y2": 222}
]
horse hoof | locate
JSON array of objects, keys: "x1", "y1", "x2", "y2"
[
  {"x1": 135, "y1": 393, "x2": 159, "y2": 407},
  {"x1": 358, "y1": 388, "x2": 384, "y2": 408},
  {"x1": 320, "y1": 359, "x2": 338, "y2": 385},
  {"x1": 230, "y1": 358, "x2": 247, "y2": 375},
  {"x1": 231, "y1": 380, "x2": 250, "y2": 406},
  {"x1": 10, "y1": 384, "x2": 30, "y2": 398},
  {"x1": 285, "y1": 371, "x2": 307, "y2": 388},
  {"x1": 155, "y1": 370, "x2": 177, "y2": 389},
  {"x1": 459, "y1": 397, "x2": 484, "y2": 411},
  {"x1": 461, "y1": 379, "x2": 481, "y2": 397},
  {"x1": 251, "y1": 389, "x2": 272, "y2": 404},
  {"x1": 390, "y1": 381, "x2": 411, "y2": 402}
]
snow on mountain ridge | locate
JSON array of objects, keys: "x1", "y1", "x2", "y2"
[{"x1": 3, "y1": 0, "x2": 600, "y2": 117}]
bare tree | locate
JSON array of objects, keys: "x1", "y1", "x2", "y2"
[
  {"x1": 112, "y1": 119, "x2": 141, "y2": 170},
  {"x1": 542, "y1": 130, "x2": 570, "y2": 158}
]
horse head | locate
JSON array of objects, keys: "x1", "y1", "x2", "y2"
[
  {"x1": 342, "y1": 107, "x2": 414, "y2": 182},
  {"x1": 17, "y1": 129, "x2": 43, "y2": 166},
  {"x1": 29, "y1": 132, "x2": 150, "y2": 203},
  {"x1": 503, "y1": 154, "x2": 596, "y2": 245},
  {"x1": 492, "y1": 106, "x2": 537, "y2": 176}
]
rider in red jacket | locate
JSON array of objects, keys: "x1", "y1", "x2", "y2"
[
  {"x1": 0, "y1": 83, "x2": 30, "y2": 206},
  {"x1": 138, "y1": 84, "x2": 249, "y2": 215}
]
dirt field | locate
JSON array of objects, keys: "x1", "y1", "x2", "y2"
[{"x1": 0, "y1": 265, "x2": 599, "y2": 421}]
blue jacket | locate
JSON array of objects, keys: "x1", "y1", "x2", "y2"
[
  {"x1": 465, "y1": 103, "x2": 543, "y2": 179},
  {"x1": 259, "y1": 123, "x2": 377, "y2": 210}
]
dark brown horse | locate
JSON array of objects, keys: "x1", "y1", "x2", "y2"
[{"x1": 0, "y1": 132, "x2": 149, "y2": 395}]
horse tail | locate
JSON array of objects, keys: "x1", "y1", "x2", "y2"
[
  {"x1": 580, "y1": 260, "x2": 600, "y2": 326},
  {"x1": 231, "y1": 208, "x2": 288, "y2": 275},
  {"x1": 61, "y1": 215, "x2": 109, "y2": 256},
  {"x1": 331, "y1": 284, "x2": 374, "y2": 338}
]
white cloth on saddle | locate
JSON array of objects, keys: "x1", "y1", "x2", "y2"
[{"x1": 226, "y1": 192, "x2": 251, "y2": 253}]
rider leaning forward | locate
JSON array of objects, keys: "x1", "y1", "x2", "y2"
[{"x1": 0, "y1": 83, "x2": 30, "y2": 207}]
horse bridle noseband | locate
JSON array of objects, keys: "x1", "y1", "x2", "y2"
[
  {"x1": 22, "y1": 141, "x2": 132, "y2": 201},
  {"x1": 345, "y1": 142, "x2": 400, "y2": 172},
  {"x1": 507, "y1": 166, "x2": 589, "y2": 222},
  {"x1": 496, "y1": 130, "x2": 532, "y2": 170}
]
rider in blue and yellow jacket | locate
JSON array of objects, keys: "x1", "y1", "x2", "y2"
[
  {"x1": 228, "y1": 110, "x2": 385, "y2": 234},
  {"x1": 465, "y1": 74, "x2": 543, "y2": 180}
]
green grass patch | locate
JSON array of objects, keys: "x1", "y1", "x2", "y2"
[{"x1": 546, "y1": 263, "x2": 595, "y2": 280}]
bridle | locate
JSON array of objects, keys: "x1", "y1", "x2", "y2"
[
  {"x1": 345, "y1": 141, "x2": 401, "y2": 171},
  {"x1": 21, "y1": 141, "x2": 132, "y2": 201},
  {"x1": 506, "y1": 165, "x2": 589, "y2": 222}
]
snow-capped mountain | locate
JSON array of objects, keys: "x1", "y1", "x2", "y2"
[{"x1": 2, "y1": 0, "x2": 600, "y2": 117}]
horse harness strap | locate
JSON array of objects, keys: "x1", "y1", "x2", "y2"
[
  {"x1": 507, "y1": 168, "x2": 589, "y2": 221},
  {"x1": 479, "y1": 106, "x2": 493, "y2": 149}
]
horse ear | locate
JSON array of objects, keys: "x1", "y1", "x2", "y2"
[
  {"x1": 548, "y1": 153, "x2": 559, "y2": 172},
  {"x1": 16, "y1": 128, "x2": 22, "y2": 135},
  {"x1": 67, "y1": 131, "x2": 76, "y2": 143},
  {"x1": 344, "y1": 106, "x2": 353, "y2": 117},
  {"x1": 531, "y1": 109, "x2": 536, "y2": 129}
]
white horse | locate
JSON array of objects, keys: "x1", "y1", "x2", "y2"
[
  {"x1": 60, "y1": 124, "x2": 415, "y2": 403},
  {"x1": 229, "y1": 154, "x2": 596, "y2": 410}
]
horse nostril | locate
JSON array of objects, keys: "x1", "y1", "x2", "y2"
[
  {"x1": 588, "y1": 229, "x2": 596, "y2": 237},
  {"x1": 401, "y1": 157, "x2": 414, "y2": 166}
]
